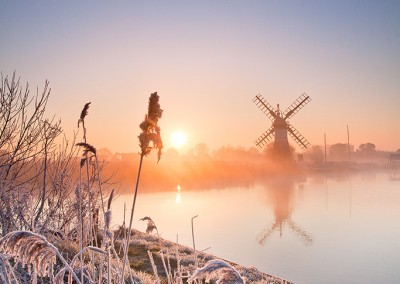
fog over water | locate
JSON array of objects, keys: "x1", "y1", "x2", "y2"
[{"x1": 112, "y1": 169, "x2": 400, "y2": 284}]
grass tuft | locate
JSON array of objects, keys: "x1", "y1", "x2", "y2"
[
  {"x1": 188, "y1": 259, "x2": 245, "y2": 284},
  {"x1": 0, "y1": 230, "x2": 56, "y2": 278}
]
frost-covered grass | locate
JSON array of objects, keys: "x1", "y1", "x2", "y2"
[
  {"x1": 114, "y1": 228, "x2": 293, "y2": 284},
  {"x1": 0, "y1": 221, "x2": 293, "y2": 283}
]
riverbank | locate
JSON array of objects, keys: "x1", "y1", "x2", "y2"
[{"x1": 116, "y1": 228, "x2": 293, "y2": 283}]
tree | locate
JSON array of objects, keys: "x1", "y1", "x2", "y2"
[
  {"x1": 358, "y1": 142, "x2": 376, "y2": 153},
  {"x1": 0, "y1": 72, "x2": 68, "y2": 235}
]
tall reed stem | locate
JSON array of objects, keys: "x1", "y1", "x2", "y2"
[
  {"x1": 94, "y1": 156, "x2": 108, "y2": 284},
  {"x1": 120, "y1": 153, "x2": 144, "y2": 283},
  {"x1": 191, "y1": 215, "x2": 198, "y2": 268},
  {"x1": 78, "y1": 166, "x2": 84, "y2": 284},
  {"x1": 85, "y1": 157, "x2": 97, "y2": 282}
]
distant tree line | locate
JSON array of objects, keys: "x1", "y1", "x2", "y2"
[{"x1": 100, "y1": 140, "x2": 393, "y2": 166}]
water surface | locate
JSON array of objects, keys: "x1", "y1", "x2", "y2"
[{"x1": 112, "y1": 170, "x2": 400, "y2": 284}]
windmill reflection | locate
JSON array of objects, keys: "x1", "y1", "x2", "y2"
[{"x1": 257, "y1": 177, "x2": 313, "y2": 246}]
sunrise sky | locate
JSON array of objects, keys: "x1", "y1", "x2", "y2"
[{"x1": 1, "y1": 1, "x2": 399, "y2": 153}]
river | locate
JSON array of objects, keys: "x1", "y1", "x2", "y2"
[{"x1": 111, "y1": 169, "x2": 400, "y2": 283}]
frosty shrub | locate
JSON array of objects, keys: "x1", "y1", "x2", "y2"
[
  {"x1": 0, "y1": 230, "x2": 81, "y2": 283},
  {"x1": 188, "y1": 259, "x2": 245, "y2": 284}
]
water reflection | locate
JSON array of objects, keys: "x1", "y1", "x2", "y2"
[
  {"x1": 258, "y1": 177, "x2": 313, "y2": 246},
  {"x1": 111, "y1": 172, "x2": 400, "y2": 284},
  {"x1": 388, "y1": 167, "x2": 400, "y2": 181},
  {"x1": 175, "y1": 185, "x2": 182, "y2": 203}
]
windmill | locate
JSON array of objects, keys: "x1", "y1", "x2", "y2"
[{"x1": 253, "y1": 93, "x2": 311, "y2": 155}]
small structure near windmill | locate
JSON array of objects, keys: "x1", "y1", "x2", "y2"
[
  {"x1": 388, "y1": 153, "x2": 400, "y2": 165},
  {"x1": 253, "y1": 93, "x2": 311, "y2": 158}
]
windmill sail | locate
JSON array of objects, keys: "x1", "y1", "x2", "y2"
[
  {"x1": 253, "y1": 94, "x2": 278, "y2": 121},
  {"x1": 287, "y1": 123, "x2": 310, "y2": 149},
  {"x1": 283, "y1": 93, "x2": 311, "y2": 120},
  {"x1": 255, "y1": 126, "x2": 274, "y2": 149},
  {"x1": 258, "y1": 219, "x2": 313, "y2": 246},
  {"x1": 287, "y1": 219, "x2": 313, "y2": 246},
  {"x1": 253, "y1": 93, "x2": 311, "y2": 152},
  {"x1": 257, "y1": 223, "x2": 280, "y2": 246}
]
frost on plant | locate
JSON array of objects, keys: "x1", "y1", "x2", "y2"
[
  {"x1": 0, "y1": 231, "x2": 56, "y2": 278},
  {"x1": 140, "y1": 216, "x2": 158, "y2": 234},
  {"x1": 189, "y1": 259, "x2": 245, "y2": 284}
]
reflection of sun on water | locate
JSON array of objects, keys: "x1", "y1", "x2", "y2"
[{"x1": 176, "y1": 185, "x2": 182, "y2": 204}]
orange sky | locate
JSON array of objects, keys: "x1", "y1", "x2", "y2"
[{"x1": 1, "y1": 1, "x2": 399, "y2": 153}]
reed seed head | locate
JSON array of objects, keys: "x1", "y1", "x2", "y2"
[
  {"x1": 76, "y1": 142, "x2": 97, "y2": 157},
  {"x1": 104, "y1": 210, "x2": 112, "y2": 230},
  {"x1": 148, "y1": 92, "x2": 162, "y2": 122},
  {"x1": 138, "y1": 92, "x2": 163, "y2": 162},
  {"x1": 107, "y1": 188, "x2": 115, "y2": 210},
  {"x1": 140, "y1": 216, "x2": 158, "y2": 234},
  {"x1": 77, "y1": 102, "x2": 91, "y2": 127}
]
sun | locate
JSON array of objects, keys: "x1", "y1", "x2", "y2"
[{"x1": 171, "y1": 130, "x2": 186, "y2": 149}]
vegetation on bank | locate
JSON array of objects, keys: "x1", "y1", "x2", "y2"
[
  {"x1": 0, "y1": 226, "x2": 292, "y2": 284},
  {"x1": 0, "y1": 73, "x2": 295, "y2": 283}
]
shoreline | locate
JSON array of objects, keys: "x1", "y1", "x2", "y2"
[{"x1": 116, "y1": 228, "x2": 293, "y2": 283}]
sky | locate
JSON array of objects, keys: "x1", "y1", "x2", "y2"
[{"x1": 1, "y1": 0, "x2": 399, "y2": 153}]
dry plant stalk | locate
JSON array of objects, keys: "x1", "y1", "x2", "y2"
[
  {"x1": 175, "y1": 248, "x2": 183, "y2": 284},
  {"x1": 54, "y1": 245, "x2": 108, "y2": 284},
  {"x1": 120, "y1": 92, "x2": 163, "y2": 283},
  {"x1": 147, "y1": 250, "x2": 161, "y2": 284},
  {"x1": 76, "y1": 140, "x2": 110, "y2": 283},
  {"x1": 103, "y1": 189, "x2": 115, "y2": 284},
  {"x1": 139, "y1": 216, "x2": 158, "y2": 235},
  {"x1": 159, "y1": 251, "x2": 172, "y2": 284},
  {"x1": 77, "y1": 102, "x2": 96, "y2": 281},
  {"x1": 0, "y1": 253, "x2": 18, "y2": 283}
]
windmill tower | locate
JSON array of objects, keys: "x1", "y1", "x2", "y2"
[{"x1": 253, "y1": 93, "x2": 311, "y2": 156}]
